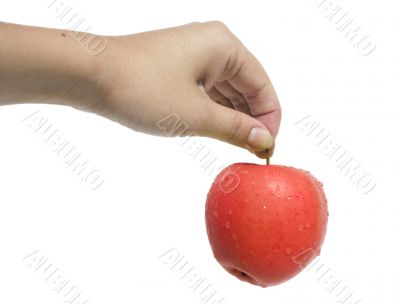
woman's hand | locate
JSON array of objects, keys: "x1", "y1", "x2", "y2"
[
  {"x1": 0, "y1": 21, "x2": 281, "y2": 157},
  {"x1": 89, "y1": 21, "x2": 281, "y2": 157}
]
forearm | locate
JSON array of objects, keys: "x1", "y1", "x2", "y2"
[{"x1": 0, "y1": 22, "x2": 104, "y2": 108}]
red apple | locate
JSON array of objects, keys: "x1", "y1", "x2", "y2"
[{"x1": 205, "y1": 163, "x2": 328, "y2": 287}]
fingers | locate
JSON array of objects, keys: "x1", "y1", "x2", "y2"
[
  {"x1": 255, "y1": 145, "x2": 275, "y2": 158},
  {"x1": 207, "y1": 87, "x2": 234, "y2": 109},
  {"x1": 214, "y1": 81, "x2": 251, "y2": 115},
  {"x1": 199, "y1": 97, "x2": 274, "y2": 152},
  {"x1": 223, "y1": 41, "x2": 282, "y2": 139}
]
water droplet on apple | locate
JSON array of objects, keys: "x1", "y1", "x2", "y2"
[
  {"x1": 232, "y1": 234, "x2": 237, "y2": 240},
  {"x1": 298, "y1": 225, "x2": 304, "y2": 232},
  {"x1": 285, "y1": 248, "x2": 292, "y2": 255},
  {"x1": 214, "y1": 211, "x2": 219, "y2": 218},
  {"x1": 228, "y1": 210, "x2": 233, "y2": 215},
  {"x1": 225, "y1": 221, "x2": 231, "y2": 229},
  {"x1": 305, "y1": 222, "x2": 311, "y2": 228},
  {"x1": 236, "y1": 243, "x2": 241, "y2": 250},
  {"x1": 275, "y1": 185, "x2": 281, "y2": 191},
  {"x1": 286, "y1": 195, "x2": 297, "y2": 201}
]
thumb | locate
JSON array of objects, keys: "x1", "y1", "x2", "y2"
[{"x1": 201, "y1": 102, "x2": 274, "y2": 152}]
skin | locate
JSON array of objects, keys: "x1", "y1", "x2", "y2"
[{"x1": 0, "y1": 21, "x2": 281, "y2": 157}]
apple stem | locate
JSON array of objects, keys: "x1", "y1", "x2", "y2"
[{"x1": 266, "y1": 149, "x2": 270, "y2": 165}]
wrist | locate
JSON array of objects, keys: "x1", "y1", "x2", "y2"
[
  {"x1": 74, "y1": 35, "x2": 121, "y2": 115},
  {"x1": 54, "y1": 32, "x2": 113, "y2": 111}
]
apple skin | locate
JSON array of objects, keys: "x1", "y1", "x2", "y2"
[{"x1": 205, "y1": 163, "x2": 328, "y2": 287}]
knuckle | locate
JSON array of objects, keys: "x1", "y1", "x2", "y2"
[
  {"x1": 201, "y1": 21, "x2": 236, "y2": 55},
  {"x1": 229, "y1": 112, "x2": 244, "y2": 143},
  {"x1": 203, "y1": 20, "x2": 233, "y2": 40},
  {"x1": 205, "y1": 20, "x2": 229, "y2": 32}
]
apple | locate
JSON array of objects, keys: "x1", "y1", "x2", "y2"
[{"x1": 205, "y1": 163, "x2": 328, "y2": 287}]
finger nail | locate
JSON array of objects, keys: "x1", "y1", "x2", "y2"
[{"x1": 246, "y1": 127, "x2": 273, "y2": 151}]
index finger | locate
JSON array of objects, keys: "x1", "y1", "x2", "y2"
[{"x1": 227, "y1": 47, "x2": 281, "y2": 139}]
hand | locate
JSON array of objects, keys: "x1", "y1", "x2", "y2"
[
  {"x1": 0, "y1": 21, "x2": 281, "y2": 157},
  {"x1": 88, "y1": 21, "x2": 281, "y2": 157}
]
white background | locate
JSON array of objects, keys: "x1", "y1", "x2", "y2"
[{"x1": 0, "y1": 0, "x2": 399, "y2": 303}]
